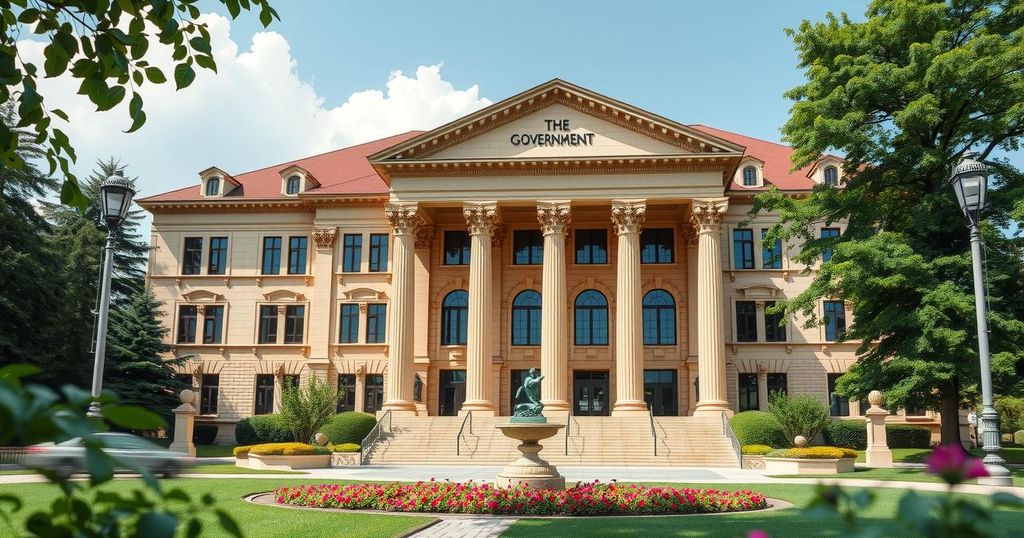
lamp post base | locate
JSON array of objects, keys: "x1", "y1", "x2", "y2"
[{"x1": 86, "y1": 401, "x2": 103, "y2": 418}]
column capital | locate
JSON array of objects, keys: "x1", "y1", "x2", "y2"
[
  {"x1": 385, "y1": 203, "x2": 422, "y2": 236},
  {"x1": 690, "y1": 198, "x2": 729, "y2": 234},
  {"x1": 610, "y1": 200, "x2": 646, "y2": 235},
  {"x1": 537, "y1": 201, "x2": 572, "y2": 236},
  {"x1": 311, "y1": 227, "x2": 337, "y2": 250},
  {"x1": 413, "y1": 225, "x2": 435, "y2": 249},
  {"x1": 463, "y1": 201, "x2": 500, "y2": 236}
]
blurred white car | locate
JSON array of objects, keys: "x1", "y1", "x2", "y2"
[{"x1": 22, "y1": 432, "x2": 194, "y2": 478}]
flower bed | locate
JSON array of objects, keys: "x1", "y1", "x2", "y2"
[
  {"x1": 764, "y1": 446, "x2": 857, "y2": 474},
  {"x1": 765, "y1": 447, "x2": 857, "y2": 459},
  {"x1": 234, "y1": 443, "x2": 331, "y2": 470},
  {"x1": 274, "y1": 481, "x2": 768, "y2": 516}
]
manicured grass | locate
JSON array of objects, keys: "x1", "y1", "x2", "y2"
[
  {"x1": 0, "y1": 478, "x2": 434, "y2": 538},
  {"x1": 774, "y1": 466, "x2": 1024, "y2": 487},
  {"x1": 196, "y1": 444, "x2": 237, "y2": 458},
  {"x1": 505, "y1": 482, "x2": 1024, "y2": 537},
  {"x1": 188, "y1": 463, "x2": 305, "y2": 475},
  {"x1": 852, "y1": 447, "x2": 1024, "y2": 464}
]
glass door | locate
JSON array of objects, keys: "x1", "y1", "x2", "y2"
[
  {"x1": 643, "y1": 370, "x2": 678, "y2": 416},
  {"x1": 438, "y1": 369, "x2": 467, "y2": 416},
  {"x1": 573, "y1": 371, "x2": 609, "y2": 416}
]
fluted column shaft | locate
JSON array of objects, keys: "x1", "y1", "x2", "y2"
[
  {"x1": 537, "y1": 201, "x2": 571, "y2": 413},
  {"x1": 382, "y1": 203, "x2": 420, "y2": 413},
  {"x1": 692, "y1": 197, "x2": 731, "y2": 416},
  {"x1": 611, "y1": 200, "x2": 648, "y2": 415},
  {"x1": 461, "y1": 202, "x2": 499, "y2": 415}
]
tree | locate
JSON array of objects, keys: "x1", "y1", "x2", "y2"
[
  {"x1": 754, "y1": 0, "x2": 1024, "y2": 446},
  {"x1": 280, "y1": 376, "x2": 337, "y2": 444},
  {"x1": 768, "y1": 392, "x2": 832, "y2": 445},
  {"x1": 0, "y1": 0, "x2": 278, "y2": 209},
  {"x1": 105, "y1": 289, "x2": 186, "y2": 425}
]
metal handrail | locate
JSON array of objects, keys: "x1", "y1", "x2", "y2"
[
  {"x1": 722, "y1": 411, "x2": 742, "y2": 466},
  {"x1": 564, "y1": 413, "x2": 580, "y2": 455},
  {"x1": 456, "y1": 411, "x2": 473, "y2": 456},
  {"x1": 359, "y1": 410, "x2": 392, "y2": 464},
  {"x1": 649, "y1": 407, "x2": 658, "y2": 456}
]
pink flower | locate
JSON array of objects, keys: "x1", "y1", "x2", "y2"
[
  {"x1": 926, "y1": 444, "x2": 989, "y2": 485},
  {"x1": 748, "y1": 531, "x2": 769, "y2": 538}
]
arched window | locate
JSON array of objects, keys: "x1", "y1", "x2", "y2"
[
  {"x1": 286, "y1": 175, "x2": 301, "y2": 195},
  {"x1": 574, "y1": 290, "x2": 609, "y2": 346},
  {"x1": 742, "y1": 166, "x2": 757, "y2": 186},
  {"x1": 205, "y1": 177, "x2": 220, "y2": 196},
  {"x1": 511, "y1": 290, "x2": 541, "y2": 346},
  {"x1": 642, "y1": 289, "x2": 676, "y2": 345},
  {"x1": 441, "y1": 290, "x2": 469, "y2": 345},
  {"x1": 824, "y1": 166, "x2": 839, "y2": 187}
]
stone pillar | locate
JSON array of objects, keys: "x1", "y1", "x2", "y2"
[
  {"x1": 309, "y1": 227, "x2": 338, "y2": 361},
  {"x1": 611, "y1": 200, "x2": 648, "y2": 415},
  {"x1": 355, "y1": 371, "x2": 366, "y2": 413},
  {"x1": 382, "y1": 203, "x2": 420, "y2": 414},
  {"x1": 691, "y1": 197, "x2": 732, "y2": 416},
  {"x1": 169, "y1": 389, "x2": 197, "y2": 456},
  {"x1": 461, "y1": 202, "x2": 500, "y2": 415},
  {"x1": 865, "y1": 390, "x2": 894, "y2": 467},
  {"x1": 537, "y1": 201, "x2": 572, "y2": 414},
  {"x1": 757, "y1": 367, "x2": 769, "y2": 411}
]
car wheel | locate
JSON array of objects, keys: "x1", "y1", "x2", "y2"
[
  {"x1": 161, "y1": 463, "x2": 179, "y2": 478},
  {"x1": 55, "y1": 459, "x2": 77, "y2": 479}
]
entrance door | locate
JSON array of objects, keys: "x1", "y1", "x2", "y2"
[
  {"x1": 573, "y1": 371, "x2": 609, "y2": 416},
  {"x1": 438, "y1": 369, "x2": 466, "y2": 416},
  {"x1": 644, "y1": 370, "x2": 678, "y2": 416},
  {"x1": 364, "y1": 374, "x2": 384, "y2": 414}
]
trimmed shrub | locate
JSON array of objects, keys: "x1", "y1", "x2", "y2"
[
  {"x1": 741, "y1": 444, "x2": 774, "y2": 456},
  {"x1": 233, "y1": 445, "x2": 253, "y2": 458},
  {"x1": 823, "y1": 420, "x2": 868, "y2": 450},
  {"x1": 333, "y1": 443, "x2": 361, "y2": 453},
  {"x1": 766, "y1": 447, "x2": 858, "y2": 459},
  {"x1": 769, "y1": 393, "x2": 831, "y2": 444},
  {"x1": 247, "y1": 442, "x2": 330, "y2": 456},
  {"x1": 281, "y1": 376, "x2": 337, "y2": 443},
  {"x1": 192, "y1": 423, "x2": 218, "y2": 445},
  {"x1": 320, "y1": 412, "x2": 377, "y2": 444},
  {"x1": 730, "y1": 411, "x2": 788, "y2": 448},
  {"x1": 235, "y1": 414, "x2": 292, "y2": 446},
  {"x1": 887, "y1": 424, "x2": 931, "y2": 448},
  {"x1": 1015, "y1": 430, "x2": 1024, "y2": 447}
]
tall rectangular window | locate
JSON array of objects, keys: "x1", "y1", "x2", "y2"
[
  {"x1": 575, "y1": 229, "x2": 608, "y2": 264},
  {"x1": 444, "y1": 231, "x2": 470, "y2": 265},
  {"x1": 640, "y1": 228, "x2": 674, "y2": 264},
  {"x1": 513, "y1": 230, "x2": 543, "y2": 265},
  {"x1": 284, "y1": 305, "x2": 305, "y2": 344},
  {"x1": 364, "y1": 374, "x2": 384, "y2": 414},
  {"x1": 337, "y1": 374, "x2": 356, "y2": 412},
  {"x1": 207, "y1": 237, "x2": 228, "y2": 275},
  {"x1": 738, "y1": 373, "x2": 758, "y2": 412},
  {"x1": 821, "y1": 227, "x2": 840, "y2": 262},
  {"x1": 254, "y1": 374, "x2": 274, "y2": 415},
  {"x1": 761, "y1": 229, "x2": 782, "y2": 269},
  {"x1": 288, "y1": 236, "x2": 307, "y2": 274},
  {"x1": 824, "y1": 300, "x2": 846, "y2": 341},
  {"x1": 258, "y1": 305, "x2": 278, "y2": 344},
  {"x1": 735, "y1": 301, "x2": 757, "y2": 342},
  {"x1": 767, "y1": 373, "x2": 788, "y2": 397},
  {"x1": 177, "y1": 305, "x2": 197, "y2": 343},
  {"x1": 365, "y1": 303, "x2": 386, "y2": 344},
  {"x1": 342, "y1": 234, "x2": 362, "y2": 272},
  {"x1": 182, "y1": 237, "x2": 203, "y2": 275},
  {"x1": 202, "y1": 305, "x2": 224, "y2": 344},
  {"x1": 262, "y1": 236, "x2": 282, "y2": 275},
  {"x1": 828, "y1": 373, "x2": 850, "y2": 416},
  {"x1": 732, "y1": 228, "x2": 754, "y2": 269},
  {"x1": 368, "y1": 233, "x2": 389, "y2": 272},
  {"x1": 338, "y1": 304, "x2": 359, "y2": 344},
  {"x1": 200, "y1": 374, "x2": 219, "y2": 415},
  {"x1": 764, "y1": 301, "x2": 786, "y2": 342}
]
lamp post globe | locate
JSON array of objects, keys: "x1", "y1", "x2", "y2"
[
  {"x1": 949, "y1": 151, "x2": 989, "y2": 225},
  {"x1": 86, "y1": 170, "x2": 136, "y2": 418}
]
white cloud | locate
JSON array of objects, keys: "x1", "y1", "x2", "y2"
[{"x1": 18, "y1": 13, "x2": 491, "y2": 208}]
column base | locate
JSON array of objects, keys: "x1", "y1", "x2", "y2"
[
  {"x1": 460, "y1": 400, "x2": 496, "y2": 416},
  {"x1": 381, "y1": 400, "x2": 418, "y2": 413},
  {"x1": 979, "y1": 463, "x2": 1013, "y2": 486},
  {"x1": 865, "y1": 447, "x2": 893, "y2": 468},
  {"x1": 541, "y1": 400, "x2": 571, "y2": 416},
  {"x1": 612, "y1": 400, "x2": 648, "y2": 416},
  {"x1": 693, "y1": 400, "x2": 733, "y2": 417}
]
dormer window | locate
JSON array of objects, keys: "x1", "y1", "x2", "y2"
[
  {"x1": 205, "y1": 177, "x2": 220, "y2": 196},
  {"x1": 824, "y1": 166, "x2": 839, "y2": 186},
  {"x1": 742, "y1": 166, "x2": 757, "y2": 186},
  {"x1": 286, "y1": 175, "x2": 301, "y2": 195}
]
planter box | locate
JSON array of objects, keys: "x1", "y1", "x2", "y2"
[
  {"x1": 742, "y1": 455, "x2": 765, "y2": 470},
  {"x1": 764, "y1": 457, "x2": 855, "y2": 475},
  {"x1": 331, "y1": 452, "x2": 362, "y2": 467},
  {"x1": 234, "y1": 454, "x2": 248, "y2": 468},
  {"x1": 246, "y1": 453, "x2": 330, "y2": 471}
]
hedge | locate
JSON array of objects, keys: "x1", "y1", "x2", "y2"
[
  {"x1": 887, "y1": 424, "x2": 931, "y2": 448},
  {"x1": 822, "y1": 420, "x2": 931, "y2": 449},
  {"x1": 235, "y1": 414, "x2": 292, "y2": 445},
  {"x1": 730, "y1": 411, "x2": 788, "y2": 448},
  {"x1": 741, "y1": 444, "x2": 774, "y2": 456},
  {"x1": 192, "y1": 423, "x2": 218, "y2": 445},
  {"x1": 1016, "y1": 430, "x2": 1024, "y2": 446},
  {"x1": 241, "y1": 442, "x2": 330, "y2": 456},
  {"x1": 766, "y1": 447, "x2": 858, "y2": 459},
  {"x1": 320, "y1": 412, "x2": 377, "y2": 445},
  {"x1": 333, "y1": 443, "x2": 361, "y2": 453}
]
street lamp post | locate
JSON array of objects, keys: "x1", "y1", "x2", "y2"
[
  {"x1": 948, "y1": 151, "x2": 1012, "y2": 486},
  {"x1": 86, "y1": 171, "x2": 136, "y2": 418}
]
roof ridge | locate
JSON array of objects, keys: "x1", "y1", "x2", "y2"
[{"x1": 233, "y1": 130, "x2": 426, "y2": 178}]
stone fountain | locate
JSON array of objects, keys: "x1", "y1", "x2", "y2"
[{"x1": 495, "y1": 368, "x2": 566, "y2": 490}]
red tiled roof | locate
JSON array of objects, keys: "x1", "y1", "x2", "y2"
[
  {"x1": 137, "y1": 131, "x2": 424, "y2": 203},
  {"x1": 689, "y1": 124, "x2": 822, "y2": 191}
]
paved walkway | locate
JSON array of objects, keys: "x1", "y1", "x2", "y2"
[{"x1": 407, "y1": 517, "x2": 516, "y2": 538}]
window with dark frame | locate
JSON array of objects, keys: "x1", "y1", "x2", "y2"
[
  {"x1": 761, "y1": 229, "x2": 782, "y2": 269},
  {"x1": 733, "y1": 228, "x2": 754, "y2": 269},
  {"x1": 828, "y1": 373, "x2": 850, "y2": 416},
  {"x1": 364, "y1": 374, "x2": 384, "y2": 414},
  {"x1": 182, "y1": 237, "x2": 203, "y2": 275},
  {"x1": 821, "y1": 227, "x2": 840, "y2": 262},
  {"x1": 368, "y1": 233, "x2": 389, "y2": 272},
  {"x1": 262, "y1": 236, "x2": 282, "y2": 275},
  {"x1": 286, "y1": 175, "x2": 301, "y2": 195},
  {"x1": 511, "y1": 290, "x2": 541, "y2": 346},
  {"x1": 254, "y1": 374, "x2": 274, "y2": 415},
  {"x1": 205, "y1": 177, "x2": 220, "y2": 196},
  {"x1": 287, "y1": 236, "x2": 307, "y2": 274},
  {"x1": 200, "y1": 374, "x2": 219, "y2": 415},
  {"x1": 337, "y1": 374, "x2": 356, "y2": 412},
  {"x1": 513, "y1": 229, "x2": 543, "y2": 265},
  {"x1": 574, "y1": 290, "x2": 609, "y2": 345},
  {"x1": 640, "y1": 228, "x2": 674, "y2": 264},
  {"x1": 824, "y1": 166, "x2": 839, "y2": 187},
  {"x1": 177, "y1": 305, "x2": 197, "y2": 344},
  {"x1": 444, "y1": 231, "x2": 471, "y2": 265},
  {"x1": 742, "y1": 166, "x2": 758, "y2": 186},
  {"x1": 339, "y1": 304, "x2": 359, "y2": 344},
  {"x1": 764, "y1": 300, "x2": 786, "y2": 342},
  {"x1": 342, "y1": 234, "x2": 362, "y2": 272},
  {"x1": 642, "y1": 289, "x2": 676, "y2": 345},
  {"x1": 202, "y1": 305, "x2": 224, "y2": 344},
  {"x1": 441, "y1": 290, "x2": 469, "y2": 345},
  {"x1": 824, "y1": 300, "x2": 846, "y2": 341},
  {"x1": 738, "y1": 373, "x2": 758, "y2": 412},
  {"x1": 735, "y1": 301, "x2": 757, "y2": 342},
  {"x1": 284, "y1": 305, "x2": 305, "y2": 344},
  {"x1": 575, "y1": 229, "x2": 608, "y2": 264},
  {"x1": 206, "y1": 237, "x2": 228, "y2": 275},
  {"x1": 258, "y1": 305, "x2": 278, "y2": 344},
  {"x1": 767, "y1": 373, "x2": 788, "y2": 397},
  {"x1": 366, "y1": 303, "x2": 386, "y2": 344}
]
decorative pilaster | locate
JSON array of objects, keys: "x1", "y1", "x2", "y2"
[
  {"x1": 757, "y1": 366, "x2": 769, "y2": 411},
  {"x1": 691, "y1": 197, "x2": 731, "y2": 416},
  {"x1": 611, "y1": 200, "x2": 648, "y2": 415},
  {"x1": 382, "y1": 203, "x2": 421, "y2": 414},
  {"x1": 461, "y1": 201, "x2": 500, "y2": 415},
  {"x1": 537, "y1": 201, "x2": 571, "y2": 414},
  {"x1": 311, "y1": 227, "x2": 338, "y2": 250}
]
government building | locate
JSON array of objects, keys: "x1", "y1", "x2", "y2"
[{"x1": 140, "y1": 80, "x2": 941, "y2": 453}]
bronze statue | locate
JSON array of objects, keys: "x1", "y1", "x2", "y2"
[{"x1": 513, "y1": 368, "x2": 544, "y2": 418}]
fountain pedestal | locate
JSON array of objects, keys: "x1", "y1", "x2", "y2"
[{"x1": 495, "y1": 422, "x2": 566, "y2": 490}]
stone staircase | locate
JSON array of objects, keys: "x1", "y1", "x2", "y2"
[{"x1": 362, "y1": 414, "x2": 740, "y2": 467}]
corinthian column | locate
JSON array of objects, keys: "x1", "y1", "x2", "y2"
[
  {"x1": 382, "y1": 203, "x2": 421, "y2": 414},
  {"x1": 461, "y1": 202, "x2": 499, "y2": 415},
  {"x1": 691, "y1": 197, "x2": 731, "y2": 416},
  {"x1": 611, "y1": 200, "x2": 648, "y2": 415},
  {"x1": 537, "y1": 201, "x2": 571, "y2": 414}
]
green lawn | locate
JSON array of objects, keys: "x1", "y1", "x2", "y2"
[
  {"x1": 773, "y1": 466, "x2": 1024, "y2": 487},
  {"x1": 196, "y1": 445, "x2": 237, "y2": 458},
  {"x1": 853, "y1": 447, "x2": 1024, "y2": 464},
  {"x1": 189, "y1": 463, "x2": 304, "y2": 475}
]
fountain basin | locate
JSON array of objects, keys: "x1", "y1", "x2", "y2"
[{"x1": 495, "y1": 422, "x2": 566, "y2": 490}]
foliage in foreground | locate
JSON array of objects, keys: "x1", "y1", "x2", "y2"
[{"x1": 280, "y1": 376, "x2": 338, "y2": 444}]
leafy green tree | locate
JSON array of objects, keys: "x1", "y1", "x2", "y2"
[
  {"x1": 754, "y1": 0, "x2": 1024, "y2": 445},
  {"x1": 768, "y1": 392, "x2": 832, "y2": 445},
  {"x1": 281, "y1": 376, "x2": 338, "y2": 444},
  {"x1": 0, "y1": 0, "x2": 278, "y2": 209}
]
